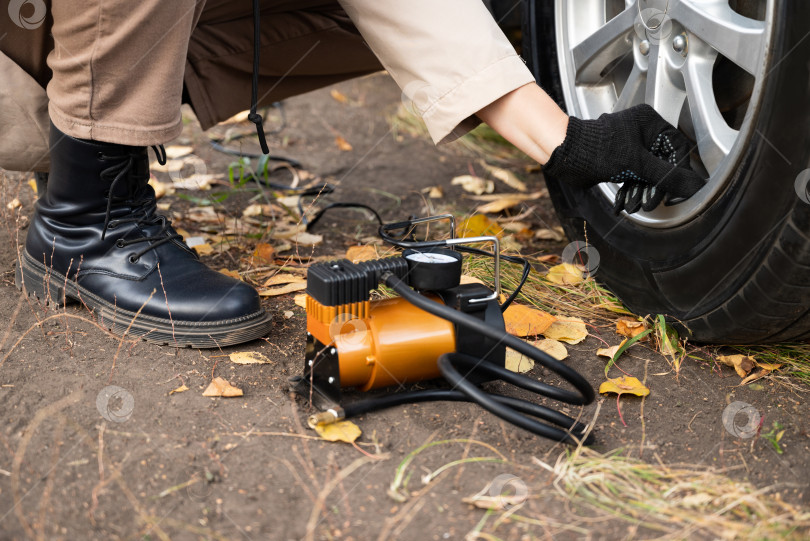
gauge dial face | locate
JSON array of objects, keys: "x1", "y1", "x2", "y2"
[{"x1": 405, "y1": 252, "x2": 457, "y2": 264}]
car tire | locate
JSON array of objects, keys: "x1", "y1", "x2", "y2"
[{"x1": 522, "y1": 0, "x2": 810, "y2": 343}]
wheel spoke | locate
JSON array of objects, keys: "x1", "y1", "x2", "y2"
[
  {"x1": 670, "y1": 0, "x2": 766, "y2": 75},
  {"x1": 613, "y1": 62, "x2": 646, "y2": 111},
  {"x1": 572, "y1": 5, "x2": 636, "y2": 84},
  {"x1": 644, "y1": 43, "x2": 686, "y2": 126},
  {"x1": 683, "y1": 53, "x2": 739, "y2": 175}
]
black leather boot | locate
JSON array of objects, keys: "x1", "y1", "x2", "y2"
[{"x1": 16, "y1": 122, "x2": 272, "y2": 347}]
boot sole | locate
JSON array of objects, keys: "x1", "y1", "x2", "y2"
[{"x1": 15, "y1": 251, "x2": 273, "y2": 348}]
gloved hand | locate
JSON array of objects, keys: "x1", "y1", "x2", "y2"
[{"x1": 543, "y1": 104, "x2": 705, "y2": 214}]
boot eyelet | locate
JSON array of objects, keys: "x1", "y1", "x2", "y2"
[
  {"x1": 115, "y1": 239, "x2": 125, "y2": 248},
  {"x1": 128, "y1": 255, "x2": 139, "y2": 264}
]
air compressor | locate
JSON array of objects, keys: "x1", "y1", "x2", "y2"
[{"x1": 290, "y1": 215, "x2": 596, "y2": 443}]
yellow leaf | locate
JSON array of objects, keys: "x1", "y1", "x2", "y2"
[
  {"x1": 599, "y1": 376, "x2": 650, "y2": 397},
  {"x1": 468, "y1": 191, "x2": 545, "y2": 202},
  {"x1": 616, "y1": 318, "x2": 649, "y2": 340},
  {"x1": 546, "y1": 263, "x2": 585, "y2": 285},
  {"x1": 27, "y1": 177, "x2": 38, "y2": 195},
  {"x1": 543, "y1": 317, "x2": 588, "y2": 344},
  {"x1": 263, "y1": 273, "x2": 306, "y2": 287},
  {"x1": 451, "y1": 175, "x2": 494, "y2": 195},
  {"x1": 505, "y1": 347, "x2": 534, "y2": 373},
  {"x1": 426, "y1": 186, "x2": 443, "y2": 198},
  {"x1": 229, "y1": 351, "x2": 272, "y2": 365},
  {"x1": 312, "y1": 420, "x2": 361, "y2": 443},
  {"x1": 597, "y1": 339, "x2": 628, "y2": 359},
  {"x1": 755, "y1": 361, "x2": 783, "y2": 372},
  {"x1": 169, "y1": 384, "x2": 189, "y2": 396},
  {"x1": 252, "y1": 243, "x2": 276, "y2": 265},
  {"x1": 294, "y1": 294, "x2": 308, "y2": 308},
  {"x1": 456, "y1": 214, "x2": 503, "y2": 239},
  {"x1": 536, "y1": 338, "x2": 568, "y2": 361},
  {"x1": 345, "y1": 245, "x2": 378, "y2": 263},
  {"x1": 717, "y1": 355, "x2": 756, "y2": 378},
  {"x1": 335, "y1": 135, "x2": 353, "y2": 151},
  {"x1": 192, "y1": 243, "x2": 214, "y2": 256},
  {"x1": 503, "y1": 304, "x2": 556, "y2": 337},
  {"x1": 330, "y1": 89, "x2": 348, "y2": 103},
  {"x1": 202, "y1": 377, "x2": 243, "y2": 397},
  {"x1": 258, "y1": 282, "x2": 308, "y2": 296},
  {"x1": 219, "y1": 268, "x2": 243, "y2": 281},
  {"x1": 476, "y1": 197, "x2": 526, "y2": 214}
]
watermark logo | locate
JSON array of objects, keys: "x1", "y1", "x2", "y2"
[
  {"x1": 8, "y1": 0, "x2": 46, "y2": 30},
  {"x1": 168, "y1": 154, "x2": 208, "y2": 186},
  {"x1": 635, "y1": 8, "x2": 673, "y2": 46},
  {"x1": 329, "y1": 313, "x2": 369, "y2": 348},
  {"x1": 722, "y1": 401, "x2": 761, "y2": 439},
  {"x1": 562, "y1": 241, "x2": 600, "y2": 276},
  {"x1": 488, "y1": 474, "x2": 528, "y2": 510},
  {"x1": 794, "y1": 169, "x2": 810, "y2": 205},
  {"x1": 400, "y1": 80, "x2": 432, "y2": 117},
  {"x1": 185, "y1": 467, "x2": 215, "y2": 501},
  {"x1": 96, "y1": 385, "x2": 134, "y2": 423}
]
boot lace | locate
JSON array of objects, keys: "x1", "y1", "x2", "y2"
[{"x1": 99, "y1": 145, "x2": 184, "y2": 263}]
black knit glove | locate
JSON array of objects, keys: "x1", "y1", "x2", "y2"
[{"x1": 543, "y1": 104, "x2": 705, "y2": 214}]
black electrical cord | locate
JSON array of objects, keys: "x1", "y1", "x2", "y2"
[{"x1": 333, "y1": 273, "x2": 596, "y2": 444}]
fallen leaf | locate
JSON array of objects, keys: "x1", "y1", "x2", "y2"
[
  {"x1": 536, "y1": 254, "x2": 561, "y2": 264},
  {"x1": 191, "y1": 243, "x2": 214, "y2": 256},
  {"x1": 467, "y1": 190, "x2": 546, "y2": 202},
  {"x1": 283, "y1": 310, "x2": 294, "y2": 319},
  {"x1": 755, "y1": 361, "x2": 783, "y2": 372},
  {"x1": 616, "y1": 318, "x2": 649, "y2": 340},
  {"x1": 717, "y1": 355, "x2": 756, "y2": 378},
  {"x1": 504, "y1": 304, "x2": 556, "y2": 337},
  {"x1": 740, "y1": 368, "x2": 770, "y2": 386},
  {"x1": 291, "y1": 232, "x2": 323, "y2": 246},
  {"x1": 599, "y1": 376, "x2": 650, "y2": 397},
  {"x1": 148, "y1": 178, "x2": 174, "y2": 199},
  {"x1": 456, "y1": 214, "x2": 504, "y2": 239},
  {"x1": 546, "y1": 263, "x2": 585, "y2": 286},
  {"x1": 171, "y1": 174, "x2": 216, "y2": 190},
  {"x1": 534, "y1": 227, "x2": 565, "y2": 242},
  {"x1": 476, "y1": 197, "x2": 527, "y2": 214},
  {"x1": 505, "y1": 347, "x2": 534, "y2": 373},
  {"x1": 263, "y1": 273, "x2": 306, "y2": 287},
  {"x1": 330, "y1": 89, "x2": 348, "y2": 103},
  {"x1": 345, "y1": 245, "x2": 378, "y2": 263},
  {"x1": 426, "y1": 186, "x2": 443, "y2": 198},
  {"x1": 6, "y1": 198, "x2": 21, "y2": 210},
  {"x1": 202, "y1": 377, "x2": 243, "y2": 397},
  {"x1": 258, "y1": 282, "x2": 308, "y2": 296},
  {"x1": 243, "y1": 203, "x2": 276, "y2": 217},
  {"x1": 27, "y1": 177, "x2": 38, "y2": 195},
  {"x1": 229, "y1": 351, "x2": 272, "y2": 365},
  {"x1": 543, "y1": 317, "x2": 588, "y2": 344},
  {"x1": 165, "y1": 145, "x2": 193, "y2": 159},
  {"x1": 536, "y1": 338, "x2": 568, "y2": 361},
  {"x1": 312, "y1": 420, "x2": 361, "y2": 443},
  {"x1": 597, "y1": 339, "x2": 628, "y2": 359},
  {"x1": 335, "y1": 135, "x2": 353, "y2": 151},
  {"x1": 219, "y1": 268, "x2": 243, "y2": 281},
  {"x1": 294, "y1": 294, "x2": 308, "y2": 308},
  {"x1": 459, "y1": 274, "x2": 486, "y2": 286},
  {"x1": 480, "y1": 161, "x2": 528, "y2": 192},
  {"x1": 252, "y1": 243, "x2": 276, "y2": 264},
  {"x1": 451, "y1": 175, "x2": 494, "y2": 195},
  {"x1": 169, "y1": 384, "x2": 189, "y2": 396}
]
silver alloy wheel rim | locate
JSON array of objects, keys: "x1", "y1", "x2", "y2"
[{"x1": 554, "y1": 0, "x2": 774, "y2": 228}]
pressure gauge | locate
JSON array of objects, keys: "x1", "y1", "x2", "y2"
[{"x1": 403, "y1": 248, "x2": 463, "y2": 291}]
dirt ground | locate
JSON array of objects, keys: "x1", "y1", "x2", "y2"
[{"x1": 1, "y1": 73, "x2": 809, "y2": 541}]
